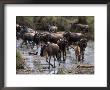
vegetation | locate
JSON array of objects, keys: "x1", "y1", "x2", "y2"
[
  {"x1": 16, "y1": 50, "x2": 24, "y2": 69},
  {"x1": 16, "y1": 16, "x2": 94, "y2": 40}
]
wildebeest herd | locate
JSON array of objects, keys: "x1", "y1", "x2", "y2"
[{"x1": 16, "y1": 23, "x2": 89, "y2": 71}]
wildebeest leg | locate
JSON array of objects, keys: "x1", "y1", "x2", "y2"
[
  {"x1": 78, "y1": 55, "x2": 81, "y2": 62},
  {"x1": 30, "y1": 41, "x2": 33, "y2": 49},
  {"x1": 21, "y1": 41, "x2": 23, "y2": 48},
  {"x1": 48, "y1": 56, "x2": 51, "y2": 70},
  {"x1": 63, "y1": 51, "x2": 66, "y2": 62},
  {"x1": 81, "y1": 51, "x2": 84, "y2": 62},
  {"x1": 21, "y1": 40, "x2": 26, "y2": 48},
  {"x1": 65, "y1": 51, "x2": 66, "y2": 60},
  {"x1": 30, "y1": 41, "x2": 34, "y2": 49},
  {"x1": 63, "y1": 51, "x2": 64, "y2": 61},
  {"x1": 76, "y1": 55, "x2": 77, "y2": 63},
  {"x1": 76, "y1": 54, "x2": 78, "y2": 64},
  {"x1": 53, "y1": 56, "x2": 56, "y2": 68},
  {"x1": 21, "y1": 40, "x2": 24, "y2": 48},
  {"x1": 63, "y1": 51, "x2": 65, "y2": 62},
  {"x1": 80, "y1": 50, "x2": 83, "y2": 61},
  {"x1": 60, "y1": 51, "x2": 61, "y2": 61},
  {"x1": 32, "y1": 41, "x2": 35, "y2": 49},
  {"x1": 46, "y1": 56, "x2": 48, "y2": 62},
  {"x1": 27, "y1": 41, "x2": 30, "y2": 49},
  {"x1": 53, "y1": 56, "x2": 56, "y2": 74},
  {"x1": 46, "y1": 53, "x2": 48, "y2": 62},
  {"x1": 56, "y1": 53, "x2": 61, "y2": 66}
]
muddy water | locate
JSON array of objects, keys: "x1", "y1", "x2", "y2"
[{"x1": 16, "y1": 39, "x2": 94, "y2": 74}]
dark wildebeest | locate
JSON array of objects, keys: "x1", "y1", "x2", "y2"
[
  {"x1": 16, "y1": 25, "x2": 29, "y2": 40},
  {"x1": 16, "y1": 24, "x2": 23, "y2": 40},
  {"x1": 57, "y1": 38, "x2": 68, "y2": 62},
  {"x1": 16, "y1": 24, "x2": 21, "y2": 33},
  {"x1": 47, "y1": 33, "x2": 64, "y2": 43},
  {"x1": 63, "y1": 31, "x2": 85, "y2": 45},
  {"x1": 16, "y1": 25, "x2": 36, "y2": 47},
  {"x1": 71, "y1": 23, "x2": 89, "y2": 34},
  {"x1": 48, "y1": 25, "x2": 58, "y2": 33},
  {"x1": 21, "y1": 32, "x2": 35, "y2": 48},
  {"x1": 33, "y1": 32, "x2": 50, "y2": 45},
  {"x1": 20, "y1": 26, "x2": 28, "y2": 36},
  {"x1": 33, "y1": 32, "x2": 64, "y2": 45},
  {"x1": 40, "y1": 43, "x2": 60, "y2": 70},
  {"x1": 78, "y1": 38, "x2": 87, "y2": 61},
  {"x1": 71, "y1": 38, "x2": 87, "y2": 62},
  {"x1": 33, "y1": 32, "x2": 41, "y2": 45},
  {"x1": 63, "y1": 31, "x2": 87, "y2": 61}
]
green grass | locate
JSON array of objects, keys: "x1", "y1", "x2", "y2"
[{"x1": 16, "y1": 50, "x2": 24, "y2": 69}]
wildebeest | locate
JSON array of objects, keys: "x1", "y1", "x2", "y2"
[
  {"x1": 71, "y1": 38, "x2": 87, "y2": 62},
  {"x1": 33, "y1": 32, "x2": 64, "y2": 45},
  {"x1": 16, "y1": 24, "x2": 37, "y2": 48},
  {"x1": 33, "y1": 32, "x2": 41, "y2": 45},
  {"x1": 40, "y1": 43, "x2": 60, "y2": 70},
  {"x1": 48, "y1": 25, "x2": 58, "y2": 33},
  {"x1": 33, "y1": 32, "x2": 50, "y2": 45},
  {"x1": 78, "y1": 38, "x2": 87, "y2": 61},
  {"x1": 16, "y1": 24, "x2": 21, "y2": 33},
  {"x1": 16, "y1": 32, "x2": 21, "y2": 40},
  {"x1": 57, "y1": 38, "x2": 68, "y2": 62},
  {"x1": 21, "y1": 32, "x2": 35, "y2": 48},
  {"x1": 63, "y1": 31, "x2": 88, "y2": 61},
  {"x1": 16, "y1": 25, "x2": 35, "y2": 39},
  {"x1": 71, "y1": 23, "x2": 89, "y2": 34},
  {"x1": 16, "y1": 25, "x2": 28, "y2": 40},
  {"x1": 47, "y1": 33, "x2": 64, "y2": 43},
  {"x1": 16, "y1": 24, "x2": 24, "y2": 40},
  {"x1": 63, "y1": 31, "x2": 85, "y2": 45}
]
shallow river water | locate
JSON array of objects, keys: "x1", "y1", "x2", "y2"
[{"x1": 16, "y1": 39, "x2": 94, "y2": 74}]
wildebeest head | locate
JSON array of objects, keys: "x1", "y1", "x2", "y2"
[
  {"x1": 63, "y1": 31, "x2": 71, "y2": 40},
  {"x1": 57, "y1": 38, "x2": 68, "y2": 50},
  {"x1": 33, "y1": 33, "x2": 40, "y2": 45},
  {"x1": 82, "y1": 25, "x2": 89, "y2": 34},
  {"x1": 79, "y1": 38, "x2": 88, "y2": 50}
]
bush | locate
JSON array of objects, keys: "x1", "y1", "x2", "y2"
[{"x1": 16, "y1": 50, "x2": 24, "y2": 69}]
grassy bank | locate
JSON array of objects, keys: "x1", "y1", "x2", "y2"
[{"x1": 16, "y1": 50, "x2": 24, "y2": 70}]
